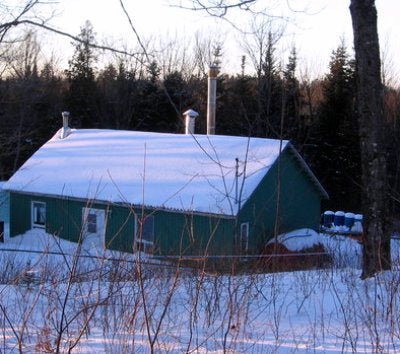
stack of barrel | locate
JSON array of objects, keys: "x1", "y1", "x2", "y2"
[{"x1": 322, "y1": 211, "x2": 363, "y2": 234}]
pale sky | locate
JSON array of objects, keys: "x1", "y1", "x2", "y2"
[{"x1": 13, "y1": 0, "x2": 400, "y2": 79}]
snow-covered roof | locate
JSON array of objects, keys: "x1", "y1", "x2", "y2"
[{"x1": 4, "y1": 129, "x2": 291, "y2": 216}]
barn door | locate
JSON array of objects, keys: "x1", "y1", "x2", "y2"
[{"x1": 82, "y1": 207, "x2": 106, "y2": 248}]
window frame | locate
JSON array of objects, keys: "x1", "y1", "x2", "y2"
[{"x1": 31, "y1": 201, "x2": 46, "y2": 229}]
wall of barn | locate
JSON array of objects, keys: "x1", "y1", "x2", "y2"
[
  {"x1": 238, "y1": 147, "x2": 324, "y2": 253},
  {"x1": 8, "y1": 192, "x2": 235, "y2": 256}
]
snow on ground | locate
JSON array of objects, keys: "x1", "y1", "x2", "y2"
[
  {"x1": 0, "y1": 230, "x2": 399, "y2": 353},
  {"x1": 0, "y1": 229, "x2": 169, "y2": 285}
]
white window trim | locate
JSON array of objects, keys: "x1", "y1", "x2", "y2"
[
  {"x1": 82, "y1": 207, "x2": 106, "y2": 247},
  {"x1": 240, "y1": 222, "x2": 249, "y2": 252},
  {"x1": 31, "y1": 201, "x2": 46, "y2": 229}
]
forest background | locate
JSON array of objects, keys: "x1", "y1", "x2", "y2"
[{"x1": 1, "y1": 9, "x2": 400, "y2": 222}]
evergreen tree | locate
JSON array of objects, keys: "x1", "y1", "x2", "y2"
[
  {"x1": 212, "y1": 43, "x2": 223, "y2": 68},
  {"x1": 37, "y1": 61, "x2": 64, "y2": 136},
  {"x1": 163, "y1": 71, "x2": 192, "y2": 132},
  {"x1": 97, "y1": 63, "x2": 118, "y2": 127},
  {"x1": 315, "y1": 42, "x2": 361, "y2": 211},
  {"x1": 115, "y1": 62, "x2": 138, "y2": 129},
  {"x1": 283, "y1": 47, "x2": 302, "y2": 141},
  {"x1": 217, "y1": 73, "x2": 258, "y2": 137},
  {"x1": 65, "y1": 21, "x2": 99, "y2": 128},
  {"x1": 240, "y1": 55, "x2": 246, "y2": 77},
  {"x1": 147, "y1": 60, "x2": 160, "y2": 83},
  {"x1": 256, "y1": 32, "x2": 282, "y2": 138}
]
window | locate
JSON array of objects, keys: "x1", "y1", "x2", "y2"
[
  {"x1": 32, "y1": 201, "x2": 46, "y2": 228},
  {"x1": 240, "y1": 222, "x2": 249, "y2": 252},
  {"x1": 135, "y1": 215, "x2": 155, "y2": 254},
  {"x1": 87, "y1": 212, "x2": 97, "y2": 233}
]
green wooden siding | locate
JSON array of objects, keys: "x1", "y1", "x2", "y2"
[
  {"x1": 10, "y1": 193, "x2": 31, "y2": 236},
  {"x1": 9, "y1": 193, "x2": 136, "y2": 253},
  {"x1": 150, "y1": 210, "x2": 234, "y2": 256},
  {"x1": 9, "y1": 193, "x2": 235, "y2": 256},
  {"x1": 238, "y1": 147, "x2": 323, "y2": 253},
  {"x1": 105, "y1": 205, "x2": 136, "y2": 253}
]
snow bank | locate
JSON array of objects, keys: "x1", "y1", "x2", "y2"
[
  {"x1": 273, "y1": 229, "x2": 362, "y2": 269},
  {"x1": 0, "y1": 229, "x2": 170, "y2": 284},
  {"x1": 268, "y1": 228, "x2": 324, "y2": 251},
  {"x1": 320, "y1": 233, "x2": 363, "y2": 268},
  {"x1": 0, "y1": 229, "x2": 109, "y2": 257},
  {"x1": 268, "y1": 228, "x2": 400, "y2": 269}
]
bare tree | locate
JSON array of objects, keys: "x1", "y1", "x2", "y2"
[{"x1": 350, "y1": 0, "x2": 390, "y2": 277}]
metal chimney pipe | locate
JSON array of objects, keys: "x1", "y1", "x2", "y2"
[
  {"x1": 207, "y1": 65, "x2": 218, "y2": 135},
  {"x1": 183, "y1": 109, "x2": 199, "y2": 135},
  {"x1": 60, "y1": 111, "x2": 70, "y2": 139},
  {"x1": 62, "y1": 111, "x2": 70, "y2": 130}
]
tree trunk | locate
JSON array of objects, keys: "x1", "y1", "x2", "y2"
[{"x1": 349, "y1": 0, "x2": 391, "y2": 278}]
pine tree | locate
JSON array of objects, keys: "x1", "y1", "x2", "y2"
[
  {"x1": 212, "y1": 43, "x2": 223, "y2": 67},
  {"x1": 283, "y1": 47, "x2": 302, "y2": 141},
  {"x1": 240, "y1": 55, "x2": 246, "y2": 77},
  {"x1": 147, "y1": 61, "x2": 160, "y2": 83},
  {"x1": 65, "y1": 21, "x2": 99, "y2": 128},
  {"x1": 97, "y1": 63, "x2": 118, "y2": 127},
  {"x1": 163, "y1": 71, "x2": 191, "y2": 132},
  {"x1": 257, "y1": 32, "x2": 282, "y2": 138},
  {"x1": 216, "y1": 73, "x2": 258, "y2": 136},
  {"x1": 316, "y1": 42, "x2": 361, "y2": 211}
]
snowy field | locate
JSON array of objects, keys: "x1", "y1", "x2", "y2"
[{"x1": 0, "y1": 230, "x2": 399, "y2": 353}]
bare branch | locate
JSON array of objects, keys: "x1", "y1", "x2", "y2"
[
  {"x1": 170, "y1": 0, "x2": 258, "y2": 17},
  {"x1": 0, "y1": 19, "x2": 147, "y2": 64},
  {"x1": 118, "y1": 0, "x2": 151, "y2": 63},
  {"x1": 169, "y1": 0, "x2": 290, "y2": 35}
]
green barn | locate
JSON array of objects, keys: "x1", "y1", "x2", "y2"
[
  {"x1": 0, "y1": 182, "x2": 10, "y2": 241},
  {"x1": 3, "y1": 128, "x2": 328, "y2": 257}
]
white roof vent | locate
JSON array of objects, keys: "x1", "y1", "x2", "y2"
[{"x1": 183, "y1": 109, "x2": 199, "y2": 135}]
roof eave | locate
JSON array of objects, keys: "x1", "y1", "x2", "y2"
[{"x1": 7, "y1": 190, "x2": 236, "y2": 219}]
